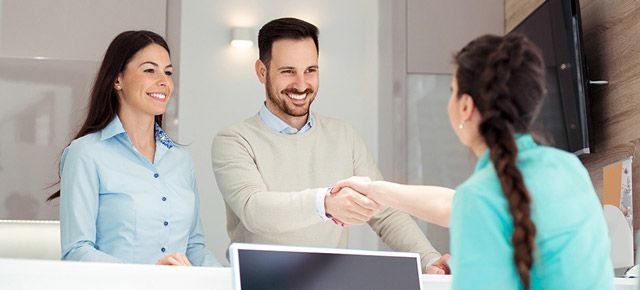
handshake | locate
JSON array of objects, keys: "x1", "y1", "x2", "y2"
[
  {"x1": 325, "y1": 176, "x2": 452, "y2": 275},
  {"x1": 325, "y1": 176, "x2": 384, "y2": 227}
]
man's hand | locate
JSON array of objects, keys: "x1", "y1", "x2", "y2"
[
  {"x1": 325, "y1": 186, "x2": 381, "y2": 226},
  {"x1": 156, "y1": 252, "x2": 192, "y2": 266},
  {"x1": 425, "y1": 254, "x2": 451, "y2": 274}
]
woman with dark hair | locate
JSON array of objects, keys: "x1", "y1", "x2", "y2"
[
  {"x1": 333, "y1": 34, "x2": 613, "y2": 289},
  {"x1": 48, "y1": 30, "x2": 218, "y2": 266}
]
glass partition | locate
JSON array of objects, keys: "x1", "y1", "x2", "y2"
[
  {"x1": 0, "y1": 57, "x2": 98, "y2": 219},
  {"x1": 407, "y1": 73, "x2": 476, "y2": 252}
]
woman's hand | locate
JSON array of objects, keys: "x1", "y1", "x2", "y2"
[
  {"x1": 331, "y1": 176, "x2": 385, "y2": 205},
  {"x1": 331, "y1": 176, "x2": 373, "y2": 196},
  {"x1": 157, "y1": 252, "x2": 192, "y2": 266}
]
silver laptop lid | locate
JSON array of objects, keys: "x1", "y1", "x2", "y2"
[{"x1": 229, "y1": 243, "x2": 423, "y2": 290}]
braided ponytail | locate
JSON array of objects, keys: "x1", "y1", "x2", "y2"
[{"x1": 454, "y1": 34, "x2": 545, "y2": 290}]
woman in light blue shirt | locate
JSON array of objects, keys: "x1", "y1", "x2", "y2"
[
  {"x1": 333, "y1": 34, "x2": 613, "y2": 289},
  {"x1": 48, "y1": 31, "x2": 219, "y2": 267}
]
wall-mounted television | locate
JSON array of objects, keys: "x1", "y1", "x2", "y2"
[{"x1": 510, "y1": 0, "x2": 590, "y2": 154}]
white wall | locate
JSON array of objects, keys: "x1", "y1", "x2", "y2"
[
  {"x1": 0, "y1": 0, "x2": 166, "y2": 220},
  {"x1": 0, "y1": 0, "x2": 166, "y2": 60},
  {"x1": 175, "y1": 1, "x2": 380, "y2": 264}
]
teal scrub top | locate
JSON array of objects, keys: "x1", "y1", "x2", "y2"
[{"x1": 450, "y1": 134, "x2": 614, "y2": 290}]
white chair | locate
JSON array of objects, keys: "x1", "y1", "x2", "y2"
[
  {"x1": 0, "y1": 220, "x2": 60, "y2": 260},
  {"x1": 602, "y1": 205, "x2": 634, "y2": 275}
]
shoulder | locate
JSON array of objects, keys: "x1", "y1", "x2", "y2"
[
  {"x1": 63, "y1": 132, "x2": 103, "y2": 159},
  {"x1": 534, "y1": 145, "x2": 583, "y2": 166},
  {"x1": 170, "y1": 145, "x2": 195, "y2": 164},
  {"x1": 214, "y1": 115, "x2": 263, "y2": 139},
  {"x1": 312, "y1": 114, "x2": 375, "y2": 160},
  {"x1": 456, "y1": 165, "x2": 501, "y2": 197},
  {"x1": 521, "y1": 144, "x2": 590, "y2": 179},
  {"x1": 312, "y1": 113, "x2": 364, "y2": 144},
  {"x1": 211, "y1": 115, "x2": 263, "y2": 158},
  {"x1": 59, "y1": 132, "x2": 105, "y2": 172},
  {"x1": 453, "y1": 167, "x2": 506, "y2": 216},
  {"x1": 313, "y1": 113, "x2": 355, "y2": 132}
]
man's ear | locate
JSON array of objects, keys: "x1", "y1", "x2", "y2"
[
  {"x1": 459, "y1": 93, "x2": 476, "y2": 122},
  {"x1": 255, "y1": 59, "x2": 267, "y2": 84}
]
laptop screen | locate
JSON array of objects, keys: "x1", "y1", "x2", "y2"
[{"x1": 230, "y1": 243, "x2": 423, "y2": 290}]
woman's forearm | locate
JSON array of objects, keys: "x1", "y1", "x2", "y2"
[{"x1": 372, "y1": 181, "x2": 454, "y2": 227}]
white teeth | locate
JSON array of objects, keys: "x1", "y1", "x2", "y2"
[
  {"x1": 288, "y1": 93, "x2": 306, "y2": 100},
  {"x1": 148, "y1": 93, "x2": 166, "y2": 100}
]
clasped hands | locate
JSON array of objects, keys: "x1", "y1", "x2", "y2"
[
  {"x1": 325, "y1": 176, "x2": 452, "y2": 275},
  {"x1": 325, "y1": 176, "x2": 381, "y2": 226}
]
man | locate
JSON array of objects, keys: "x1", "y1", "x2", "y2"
[{"x1": 211, "y1": 17, "x2": 449, "y2": 273}]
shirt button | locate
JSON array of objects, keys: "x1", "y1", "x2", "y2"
[
  {"x1": 163, "y1": 221, "x2": 169, "y2": 226},
  {"x1": 153, "y1": 173, "x2": 159, "y2": 178},
  {"x1": 162, "y1": 197, "x2": 167, "y2": 201},
  {"x1": 161, "y1": 247, "x2": 166, "y2": 253}
]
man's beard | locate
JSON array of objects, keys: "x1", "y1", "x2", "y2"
[{"x1": 265, "y1": 75, "x2": 315, "y2": 117}]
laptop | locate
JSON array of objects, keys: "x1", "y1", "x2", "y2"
[{"x1": 229, "y1": 243, "x2": 423, "y2": 290}]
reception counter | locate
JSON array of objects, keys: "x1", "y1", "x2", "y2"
[{"x1": 0, "y1": 258, "x2": 636, "y2": 290}]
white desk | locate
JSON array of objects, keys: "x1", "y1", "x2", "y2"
[{"x1": 0, "y1": 258, "x2": 636, "y2": 290}]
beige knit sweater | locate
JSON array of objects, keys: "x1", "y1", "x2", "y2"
[{"x1": 211, "y1": 112, "x2": 441, "y2": 269}]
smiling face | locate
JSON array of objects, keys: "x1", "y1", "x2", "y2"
[
  {"x1": 256, "y1": 37, "x2": 319, "y2": 125},
  {"x1": 115, "y1": 43, "x2": 173, "y2": 118}
]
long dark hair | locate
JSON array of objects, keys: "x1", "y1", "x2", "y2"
[
  {"x1": 47, "y1": 30, "x2": 170, "y2": 201},
  {"x1": 454, "y1": 34, "x2": 545, "y2": 290}
]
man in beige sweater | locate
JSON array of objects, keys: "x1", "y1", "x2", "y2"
[{"x1": 211, "y1": 17, "x2": 450, "y2": 273}]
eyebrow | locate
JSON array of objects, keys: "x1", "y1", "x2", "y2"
[
  {"x1": 277, "y1": 65, "x2": 319, "y2": 71},
  {"x1": 139, "y1": 61, "x2": 173, "y2": 69}
]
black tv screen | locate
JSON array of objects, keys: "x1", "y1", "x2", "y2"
[{"x1": 511, "y1": 0, "x2": 590, "y2": 154}]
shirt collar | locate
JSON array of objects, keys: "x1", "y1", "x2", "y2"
[
  {"x1": 100, "y1": 115, "x2": 175, "y2": 149},
  {"x1": 259, "y1": 102, "x2": 313, "y2": 135},
  {"x1": 154, "y1": 123, "x2": 175, "y2": 149},
  {"x1": 474, "y1": 134, "x2": 537, "y2": 172},
  {"x1": 100, "y1": 115, "x2": 126, "y2": 141}
]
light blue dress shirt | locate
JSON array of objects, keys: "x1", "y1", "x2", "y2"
[
  {"x1": 59, "y1": 116, "x2": 219, "y2": 266},
  {"x1": 258, "y1": 103, "x2": 313, "y2": 135},
  {"x1": 258, "y1": 103, "x2": 332, "y2": 221},
  {"x1": 450, "y1": 134, "x2": 614, "y2": 290}
]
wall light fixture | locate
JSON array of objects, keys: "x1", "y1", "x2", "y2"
[{"x1": 230, "y1": 27, "x2": 254, "y2": 48}]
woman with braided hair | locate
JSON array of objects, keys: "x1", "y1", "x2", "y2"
[{"x1": 332, "y1": 34, "x2": 613, "y2": 289}]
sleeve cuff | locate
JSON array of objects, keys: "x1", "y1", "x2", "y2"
[
  {"x1": 423, "y1": 252, "x2": 442, "y2": 270},
  {"x1": 315, "y1": 187, "x2": 332, "y2": 221}
]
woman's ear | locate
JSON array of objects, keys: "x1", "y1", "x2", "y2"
[
  {"x1": 114, "y1": 73, "x2": 123, "y2": 90},
  {"x1": 255, "y1": 59, "x2": 267, "y2": 84},
  {"x1": 459, "y1": 93, "x2": 476, "y2": 122}
]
